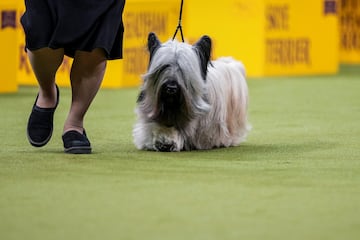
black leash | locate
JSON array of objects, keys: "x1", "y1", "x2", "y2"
[{"x1": 172, "y1": 0, "x2": 185, "y2": 42}]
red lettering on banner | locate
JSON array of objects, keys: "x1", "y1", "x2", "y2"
[
  {"x1": 124, "y1": 47, "x2": 148, "y2": 75},
  {"x1": 19, "y1": 45, "x2": 31, "y2": 74},
  {"x1": 125, "y1": 12, "x2": 168, "y2": 38},
  {"x1": 342, "y1": 31, "x2": 360, "y2": 50},
  {"x1": 266, "y1": 5, "x2": 289, "y2": 30},
  {"x1": 266, "y1": 38, "x2": 311, "y2": 65},
  {"x1": 340, "y1": 0, "x2": 360, "y2": 50}
]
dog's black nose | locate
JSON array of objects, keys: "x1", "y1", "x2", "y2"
[
  {"x1": 155, "y1": 141, "x2": 174, "y2": 152},
  {"x1": 165, "y1": 82, "x2": 178, "y2": 95}
]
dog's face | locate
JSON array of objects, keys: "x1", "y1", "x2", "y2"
[{"x1": 137, "y1": 32, "x2": 212, "y2": 129}]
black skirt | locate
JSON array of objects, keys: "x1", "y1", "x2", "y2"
[{"x1": 20, "y1": 0, "x2": 125, "y2": 60}]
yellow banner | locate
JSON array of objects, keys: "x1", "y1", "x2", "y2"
[
  {"x1": 121, "y1": 0, "x2": 179, "y2": 87},
  {"x1": 263, "y1": 0, "x2": 339, "y2": 75},
  {"x1": 0, "y1": 2, "x2": 18, "y2": 93},
  {"x1": 0, "y1": 0, "x2": 343, "y2": 92},
  {"x1": 339, "y1": 0, "x2": 360, "y2": 63},
  {"x1": 182, "y1": 0, "x2": 339, "y2": 76}
]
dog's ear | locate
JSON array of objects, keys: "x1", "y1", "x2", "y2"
[
  {"x1": 193, "y1": 35, "x2": 212, "y2": 80},
  {"x1": 148, "y1": 32, "x2": 161, "y2": 61}
]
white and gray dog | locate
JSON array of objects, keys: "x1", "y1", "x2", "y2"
[{"x1": 133, "y1": 32, "x2": 250, "y2": 151}]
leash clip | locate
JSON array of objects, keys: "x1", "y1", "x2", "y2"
[{"x1": 172, "y1": 0, "x2": 185, "y2": 42}]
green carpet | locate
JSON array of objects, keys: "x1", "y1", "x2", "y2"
[{"x1": 1, "y1": 65, "x2": 359, "y2": 240}]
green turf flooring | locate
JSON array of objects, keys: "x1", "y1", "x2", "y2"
[{"x1": 1, "y1": 65, "x2": 359, "y2": 240}]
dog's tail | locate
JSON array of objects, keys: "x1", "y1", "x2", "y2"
[{"x1": 214, "y1": 57, "x2": 246, "y2": 77}]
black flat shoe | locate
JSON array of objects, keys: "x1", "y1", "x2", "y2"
[
  {"x1": 62, "y1": 130, "x2": 92, "y2": 154},
  {"x1": 27, "y1": 85, "x2": 59, "y2": 147}
]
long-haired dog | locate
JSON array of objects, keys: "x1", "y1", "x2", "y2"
[{"x1": 133, "y1": 32, "x2": 250, "y2": 151}]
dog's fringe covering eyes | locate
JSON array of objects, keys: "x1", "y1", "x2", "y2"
[
  {"x1": 151, "y1": 64, "x2": 172, "y2": 83},
  {"x1": 133, "y1": 32, "x2": 250, "y2": 152},
  {"x1": 137, "y1": 64, "x2": 171, "y2": 103}
]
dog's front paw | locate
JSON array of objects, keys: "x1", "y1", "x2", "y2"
[
  {"x1": 154, "y1": 140, "x2": 178, "y2": 152},
  {"x1": 152, "y1": 129, "x2": 183, "y2": 152}
]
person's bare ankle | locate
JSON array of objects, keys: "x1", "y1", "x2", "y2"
[
  {"x1": 63, "y1": 126, "x2": 84, "y2": 135},
  {"x1": 36, "y1": 85, "x2": 58, "y2": 108}
]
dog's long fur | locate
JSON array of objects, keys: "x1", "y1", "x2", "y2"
[{"x1": 133, "y1": 32, "x2": 250, "y2": 151}]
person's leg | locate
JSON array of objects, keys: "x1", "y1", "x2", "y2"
[
  {"x1": 64, "y1": 48, "x2": 107, "y2": 134},
  {"x1": 27, "y1": 48, "x2": 64, "y2": 107},
  {"x1": 27, "y1": 48, "x2": 64, "y2": 147}
]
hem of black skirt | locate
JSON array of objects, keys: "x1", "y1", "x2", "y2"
[{"x1": 24, "y1": 44, "x2": 123, "y2": 60}]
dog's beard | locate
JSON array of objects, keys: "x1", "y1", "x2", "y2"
[
  {"x1": 157, "y1": 81, "x2": 184, "y2": 127},
  {"x1": 140, "y1": 77, "x2": 199, "y2": 129}
]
